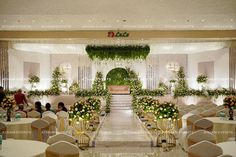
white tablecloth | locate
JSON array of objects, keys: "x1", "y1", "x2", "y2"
[
  {"x1": 0, "y1": 139, "x2": 48, "y2": 157},
  {"x1": 206, "y1": 117, "x2": 236, "y2": 143},
  {"x1": 2, "y1": 118, "x2": 38, "y2": 140},
  {"x1": 217, "y1": 141, "x2": 236, "y2": 156}
]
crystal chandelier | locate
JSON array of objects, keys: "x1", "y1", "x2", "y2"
[{"x1": 166, "y1": 62, "x2": 180, "y2": 72}]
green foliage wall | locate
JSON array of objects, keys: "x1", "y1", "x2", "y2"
[
  {"x1": 86, "y1": 45, "x2": 150, "y2": 60},
  {"x1": 106, "y1": 68, "x2": 130, "y2": 86}
]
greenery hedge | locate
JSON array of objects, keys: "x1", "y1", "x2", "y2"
[{"x1": 86, "y1": 45, "x2": 150, "y2": 60}]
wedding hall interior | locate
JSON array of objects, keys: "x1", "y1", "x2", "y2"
[{"x1": 0, "y1": 0, "x2": 236, "y2": 157}]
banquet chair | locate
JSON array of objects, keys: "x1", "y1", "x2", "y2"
[
  {"x1": 186, "y1": 114, "x2": 202, "y2": 129},
  {"x1": 187, "y1": 130, "x2": 216, "y2": 147},
  {"x1": 188, "y1": 140, "x2": 223, "y2": 157},
  {"x1": 43, "y1": 116, "x2": 57, "y2": 136},
  {"x1": 56, "y1": 111, "x2": 69, "y2": 132},
  {"x1": 0, "y1": 122, "x2": 7, "y2": 139},
  {"x1": 31, "y1": 119, "x2": 50, "y2": 142},
  {"x1": 192, "y1": 118, "x2": 213, "y2": 132},
  {"x1": 43, "y1": 111, "x2": 57, "y2": 120},
  {"x1": 200, "y1": 110, "x2": 216, "y2": 117},
  {"x1": 15, "y1": 111, "x2": 27, "y2": 118},
  {"x1": 47, "y1": 133, "x2": 77, "y2": 145},
  {"x1": 46, "y1": 141, "x2": 80, "y2": 157},
  {"x1": 28, "y1": 110, "x2": 41, "y2": 118}
]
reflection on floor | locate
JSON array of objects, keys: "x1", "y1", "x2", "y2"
[{"x1": 80, "y1": 145, "x2": 187, "y2": 157}]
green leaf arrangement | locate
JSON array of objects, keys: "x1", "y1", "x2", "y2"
[
  {"x1": 197, "y1": 74, "x2": 208, "y2": 84},
  {"x1": 86, "y1": 45, "x2": 150, "y2": 60}
]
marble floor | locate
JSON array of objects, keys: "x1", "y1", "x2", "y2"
[
  {"x1": 90, "y1": 95, "x2": 187, "y2": 156},
  {"x1": 95, "y1": 109, "x2": 152, "y2": 147},
  {"x1": 80, "y1": 146, "x2": 187, "y2": 157}
]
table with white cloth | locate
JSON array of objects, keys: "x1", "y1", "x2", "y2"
[
  {"x1": 2, "y1": 118, "x2": 38, "y2": 140},
  {"x1": 0, "y1": 139, "x2": 48, "y2": 157},
  {"x1": 217, "y1": 141, "x2": 236, "y2": 156},
  {"x1": 206, "y1": 117, "x2": 236, "y2": 143}
]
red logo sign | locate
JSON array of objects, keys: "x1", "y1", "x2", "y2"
[{"x1": 107, "y1": 31, "x2": 129, "y2": 38}]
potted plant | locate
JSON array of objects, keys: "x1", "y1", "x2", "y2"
[{"x1": 28, "y1": 75, "x2": 40, "y2": 90}]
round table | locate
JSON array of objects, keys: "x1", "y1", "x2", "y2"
[
  {"x1": 206, "y1": 117, "x2": 236, "y2": 143},
  {"x1": 217, "y1": 141, "x2": 236, "y2": 156},
  {"x1": 2, "y1": 118, "x2": 38, "y2": 140},
  {"x1": 0, "y1": 139, "x2": 49, "y2": 157}
]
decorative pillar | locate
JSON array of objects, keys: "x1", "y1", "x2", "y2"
[
  {"x1": 229, "y1": 47, "x2": 236, "y2": 89},
  {"x1": 0, "y1": 41, "x2": 9, "y2": 89}
]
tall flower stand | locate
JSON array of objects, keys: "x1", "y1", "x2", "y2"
[
  {"x1": 229, "y1": 108, "x2": 234, "y2": 120},
  {"x1": 156, "y1": 119, "x2": 176, "y2": 149},
  {"x1": 72, "y1": 119, "x2": 90, "y2": 147},
  {"x1": 6, "y1": 109, "x2": 12, "y2": 122}
]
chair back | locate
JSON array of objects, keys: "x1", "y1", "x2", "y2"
[
  {"x1": 193, "y1": 118, "x2": 213, "y2": 132},
  {"x1": 28, "y1": 110, "x2": 41, "y2": 118},
  {"x1": 15, "y1": 111, "x2": 27, "y2": 118},
  {"x1": 43, "y1": 111, "x2": 57, "y2": 120},
  {"x1": 187, "y1": 130, "x2": 216, "y2": 147},
  {"x1": 56, "y1": 111, "x2": 69, "y2": 132},
  {"x1": 186, "y1": 115, "x2": 202, "y2": 130},
  {"x1": 43, "y1": 116, "x2": 57, "y2": 136},
  {"x1": 188, "y1": 140, "x2": 223, "y2": 157},
  {"x1": 200, "y1": 110, "x2": 216, "y2": 117},
  {"x1": 0, "y1": 122, "x2": 7, "y2": 139},
  {"x1": 47, "y1": 133, "x2": 77, "y2": 145},
  {"x1": 46, "y1": 141, "x2": 80, "y2": 157},
  {"x1": 31, "y1": 119, "x2": 50, "y2": 142}
]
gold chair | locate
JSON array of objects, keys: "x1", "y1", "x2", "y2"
[
  {"x1": 46, "y1": 141, "x2": 80, "y2": 157},
  {"x1": 47, "y1": 133, "x2": 77, "y2": 145},
  {"x1": 192, "y1": 118, "x2": 213, "y2": 132},
  {"x1": 43, "y1": 116, "x2": 57, "y2": 136},
  {"x1": 187, "y1": 130, "x2": 216, "y2": 147},
  {"x1": 15, "y1": 111, "x2": 27, "y2": 118},
  {"x1": 188, "y1": 140, "x2": 223, "y2": 157},
  {"x1": 0, "y1": 122, "x2": 7, "y2": 139},
  {"x1": 31, "y1": 119, "x2": 50, "y2": 142},
  {"x1": 28, "y1": 110, "x2": 41, "y2": 118}
]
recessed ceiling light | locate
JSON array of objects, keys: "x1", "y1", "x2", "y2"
[
  {"x1": 116, "y1": 19, "x2": 120, "y2": 22},
  {"x1": 17, "y1": 19, "x2": 21, "y2": 23},
  {"x1": 32, "y1": 20, "x2": 35, "y2": 23},
  {"x1": 173, "y1": 19, "x2": 177, "y2": 22},
  {"x1": 230, "y1": 19, "x2": 234, "y2": 22},
  {"x1": 88, "y1": 19, "x2": 92, "y2": 22},
  {"x1": 201, "y1": 19, "x2": 205, "y2": 22},
  {"x1": 60, "y1": 20, "x2": 64, "y2": 23}
]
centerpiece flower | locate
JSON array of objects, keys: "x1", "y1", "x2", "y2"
[
  {"x1": 154, "y1": 102, "x2": 179, "y2": 120},
  {"x1": 223, "y1": 95, "x2": 236, "y2": 120},
  {"x1": 0, "y1": 96, "x2": 16, "y2": 121},
  {"x1": 137, "y1": 97, "x2": 159, "y2": 113}
]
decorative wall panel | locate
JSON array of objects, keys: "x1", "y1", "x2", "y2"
[{"x1": 0, "y1": 42, "x2": 9, "y2": 89}]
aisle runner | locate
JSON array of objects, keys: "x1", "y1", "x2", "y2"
[{"x1": 94, "y1": 95, "x2": 152, "y2": 147}]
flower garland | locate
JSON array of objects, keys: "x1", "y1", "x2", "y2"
[
  {"x1": 0, "y1": 96, "x2": 16, "y2": 110},
  {"x1": 223, "y1": 95, "x2": 236, "y2": 109}
]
